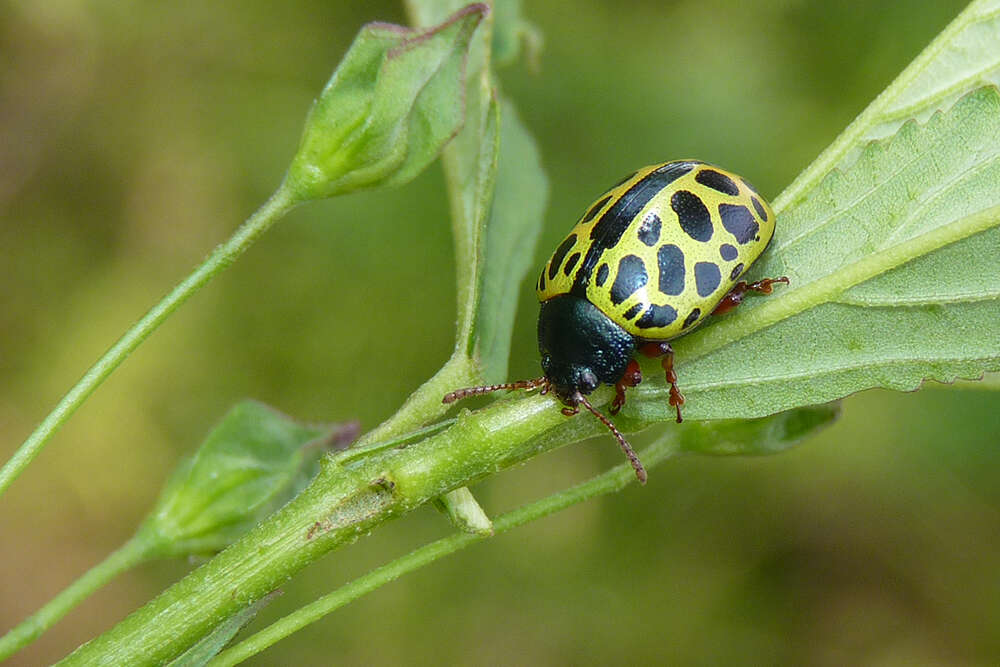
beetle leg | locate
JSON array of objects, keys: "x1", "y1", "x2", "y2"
[
  {"x1": 639, "y1": 342, "x2": 685, "y2": 423},
  {"x1": 561, "y1": 405, "x2": 579, "y2": 417},
  {"x1": 661, "y1": 348, "x2": 684, "y2": 423},
  {"x1": 712, "y1": 276, "x2": 789, "y2": 315},
  {"x1": 610, "y1": 359, "x2": 642, "y2": 416}
]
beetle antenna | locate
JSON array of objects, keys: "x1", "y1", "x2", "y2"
[
  {"x1": 578, "y1": 395, "x2": 647, "y2": 484},
  {"x1": 443, "y1": 377, "x2": 547, "y2": 404}
]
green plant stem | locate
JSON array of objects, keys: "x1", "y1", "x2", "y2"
[
  {"x1": 209, "y1": 433, "x2": 675, "y2": 667},
  {"x1": 210, "y1": 402, "x2": 840, "y2": 665},
  {"x1": 56, "y1": 388, "x2": 615, "y2": 666},
  {"x1": 0, "y1": 184, "x2": 300, "y2": 498},
  {"x1": 0, "y1": 534, "x2": 157, "y2": 661},
  {"x1": 356, "y1": 353, "x2": 477, "y2": 448},
  {"x1": 52, "y1": 395, "x2": 832, "y2": 664}
]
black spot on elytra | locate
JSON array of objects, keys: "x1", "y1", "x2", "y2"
[
  {"x1": 637, "y1": 303, "x2": 678, "y2": 329},
  {"x1": 719, "y1": 203, "x2": 759, "y2": 244},
  {"x1": 610, "y1": 255, "x2": 647, "y2": 306},
  {"x1": 623, "y1": 303, "x2": 643, "y2": 320},
  {"x1": 683, "y1": 308, "x2": 701, "y2": 329},
  {"x1": 657, "y1": 244, "x2": 685, "y2": 296},
  {"x1": 720, "y1": 244, "x2": 738, "y2": 261},
  {"x1": 570, "y1": 162, "x2": 696, "y2": 298},
  {"x1": 695, "y1": 169, "x2": 739, "y2": 195},
  {"x1": 672, "y1": 190, "x2": 713, "y2": 242},
  {"x1": 582, "y1": 195, "x2": 611, "y2": 224},
  {"x1": 730, "y1": 262, "x2": 744, "y2": 281},
  {"x1": 751, "y1": 196, "x2": 768, "y2": 221},
  {"x1": 694, "y1": 262, "x2": 721, "y2": 297},
  {"x1": 563, "y1": 252, "x2": 581, "y2": 276},
  {"x1": 637, "y1": 213, "x2": 661, "y2": 246},
  {"x1": 548, "y1": 235, "x2": 577, "y2": 280},
  {"x1": 538, "y1": 269, "x2": 546, "y2": 292},
  {"x1": 595, "y1": 263, "x2": 609, "y2": 287}
]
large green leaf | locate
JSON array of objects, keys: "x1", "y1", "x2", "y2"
[
  {"x1": 625, "y1": 87, "x2": 1000, "y2": 423},
  {"x1": 776, "y1": 0, "x2": 1000, "y2": 211}
]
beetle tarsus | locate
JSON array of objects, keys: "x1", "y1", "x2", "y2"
[
  {"x1": 712, "y1": 276, "x2": 789, "y2": 315},
  {"x1": 610, "y1": 359, "x2": 642, "y2": 416}
]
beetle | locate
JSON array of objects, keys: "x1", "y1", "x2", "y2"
[{"x1": 444, "y1": 160, "x2": 788, "y2": 483}]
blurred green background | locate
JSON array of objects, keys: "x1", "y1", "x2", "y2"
[{"x1": 3, "y1": 0, "x2": 998, "y2": 664}]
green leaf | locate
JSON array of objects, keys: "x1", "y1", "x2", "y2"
[
  {"x1": 776, "y1": 0, "x2": 1000, "y2": 211},
  {"x1": 443, "y1": 77, "x2": 500, "y2": 351},
  {"x1": 625, "y1": 87, "x2": 1000, "y2": 424},
  {"x1": 670, "y1": 404, "x2": 841, "y2": 457},
  {"x1": 167, "y1": 594, "x2": 276, "y2": 667},
  {"x1": 433, "y1": 486, "x2": 494, "y2": 535},
  {"x1": 475, "y1": 96, "x2": 549, "y2": 382},
  {"x1": 404, "y1": 2, "x2": 500, "y2": 354},
  {"x1": 138, "y1": 401, "x2": 351, "y2": 557},
  {"x1": 404, "y1": 3, "x2": 548, "y2": 384},
  {"x1": 285, "y1": 4, "x2": 487, "y2": 200},
  {"x1": 351, "y1": 2, "x2": 503, "y2": 447},
  {"x1": 200, "y1": 405, "x2": 838, "y2": 667},
  {"x1": 950, "y1": 371, "x2": 1000, "y2": 390}
]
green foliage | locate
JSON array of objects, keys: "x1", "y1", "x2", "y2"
[
  {"x1": 286, "y1": 4, "x2": 487, "y2": 200},
  {"x1": 166, "y1": 594, "x2": 275, "y2": 667},
  {"x1": 433, "y1": 486, "x2": 494, "y2": 534},
  {"x1": 775, "y1": 0, "x2": 1000, "y2": 211},
  {"x1": 357, "y1": 0, "x2": 546, "y2": 442},
  {"x1": 404, "y1": 1, "x2": 545, "y2": 383},
  {"x1": 7, "y1": 1, "x2": 1000, "y2": 665},
  {"x1": 208, "y1": 405, "x2": 839, "y2": 667},
  {"x1": 475, "y1": 97, "x2": 548, "y2": 382},
  {"x1": 625, "y1": 87, "x2": 1000, "y2": 423},
  {"x1": 137, "y1": 401, "x2": 341, "y2": 557},
  {"x1": 619, "y1": 0, "x2": 1000, "y2": 425},
  {"x1": 671, "y1": 404, "x2": 842, "y2": 457}
]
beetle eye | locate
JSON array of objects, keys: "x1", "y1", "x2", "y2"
[{"x1": 579, "y1": 370, "x2": 598, "y2": 393}]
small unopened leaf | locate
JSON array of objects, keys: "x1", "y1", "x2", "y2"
[
  {"x1": 167, "y1": 593, "x2": 277, "y2": 667},
  {"x1": 138, "y1": 401, "x2": 350, "y2": 557},
  {"x1": 286, "y1": 4, "x2": 487, "y2": 200}
]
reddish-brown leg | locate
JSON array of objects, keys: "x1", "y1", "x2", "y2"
[
  {"x1": 712, "y1": 277, "x2": 789, "y2": 315},
  {"x1": 639, "y1": 342, "x2": 685, "y2": 423},
  {"x1": 610, "y1": 359, "x2": 642, "y2": 416}
]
